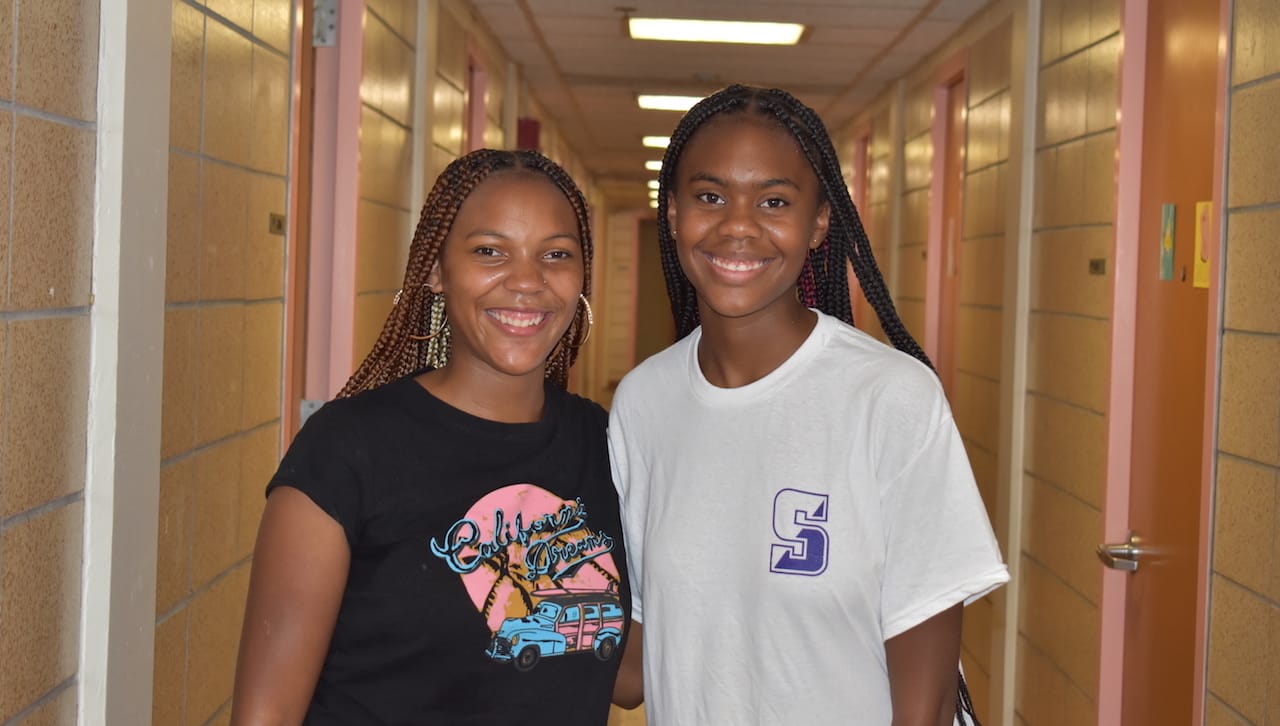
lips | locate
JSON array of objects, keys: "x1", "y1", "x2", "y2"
[
  {"x1": 487, "y1": 308, "x2": 552, "y2": 333},
  {"x1": 704, "y1": 252, "x2": 772, "y2": 274}
]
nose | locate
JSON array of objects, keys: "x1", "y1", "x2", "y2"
[
  {"x1": 504, "y1": 254, "x2": 545, "y2": 293},
  {"x1": 717, "y1": 199, "x2": 761, "y2": 240}
]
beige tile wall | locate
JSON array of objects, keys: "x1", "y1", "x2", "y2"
[
  {"x1": 956, "y1": 18, "x2": 1013, "y2": 720},
  {"x1": 0, "y1": 0, "x2": 97, "y2": 720},
  {"x1": 1018, "y1": 0, "x2": 1119, "y2": 723},
  {"x1": 1205, "y1": 0, "x2": 1280, "y2": 722},
  {"x1": 353, "y1": 1, "x2": 416, "y2": 364},
  {"x1": 430, "y1": 2, "x2": 467, "y2": 180},
  {"x1": 154, "y1": 1, "x2": 291, "y2": 723}
]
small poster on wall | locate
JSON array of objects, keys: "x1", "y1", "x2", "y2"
[
  {"x1": 1160, "y1": 203, "x2": 1176, "y2": 281},
  {"x1": 1193, "y1": 201, "x2": 1212, "y2": 289}
]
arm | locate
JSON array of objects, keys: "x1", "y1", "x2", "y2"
[
  {"x1": 230, "y1": 486, "x2": 351, "y2": 726},
  {"x1": 885, "y1": 604, "x2": 963, "y2": 726},
  {"x1": 612, "y1": 621, "x2": 644, "y2": 708}
]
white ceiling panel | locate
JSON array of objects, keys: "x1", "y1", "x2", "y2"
[
  {"x1": 466, "y1": 0, "x2": 994, "y2": 192},
  {"x1": 894, "y1": 19, "x2": 964, "y2": 53}
]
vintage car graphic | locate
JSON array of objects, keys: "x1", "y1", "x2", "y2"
[{"x1": 485, "y1": 586, "x2": 624, "y2": 671}]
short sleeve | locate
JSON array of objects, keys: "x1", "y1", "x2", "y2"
[
  {"x1": 878, "y1": 392, "x2": 1009, "y2": 640},
  {"x1": 607, "y1": 400, "x2": 646, "y2": 625},
  {"x1": 266, "y1": 400, "x2": 366, "y2": 545}
]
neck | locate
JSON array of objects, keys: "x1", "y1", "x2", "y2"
[
  {"x1": 417, "y1": 362, "x2": 547, "y2": 423},
  {"x1": 695, "y1": 302, "x2": 817, "y2": 389}
]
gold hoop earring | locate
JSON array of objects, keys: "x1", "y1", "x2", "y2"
[
  {"x1": 568, "y1": 293, "x2": 593, "y2": 348},
  {"x1": 408, "y1": 293, "x2": 451, "y2": 368},
  {"x1": 407, "y1": 292, "x2": 448, "y2": 341}
]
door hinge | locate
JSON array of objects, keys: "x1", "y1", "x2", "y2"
[{"x1": 313, "y1": 0, "x2": 338, "y2": 47}]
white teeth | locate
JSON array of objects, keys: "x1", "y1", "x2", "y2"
[
  {"x1": 708, "y1": 255, "x2": 767, "y2": 272},
  {"x1": 490, "y1": 311, "x2": 547, "y2": 328}
]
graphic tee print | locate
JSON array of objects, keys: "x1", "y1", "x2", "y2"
[
  {"x1": 430, "y1": 484, "x2": 624, "y2": 670},
  {"x1": 267, "y1": 377, "x2": 629, "y2": 724}
]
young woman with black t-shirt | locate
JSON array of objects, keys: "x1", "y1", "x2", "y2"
[{"x1": 231, "y1": 149, "x2": 637, "y2": 725}]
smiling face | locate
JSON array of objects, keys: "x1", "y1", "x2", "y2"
[
  {"x1": 427, "y1": 170, "x2": 585, "y2": 383},
  {"x1": 667, "y1": 113, "x2": 830, "y2": 329}
]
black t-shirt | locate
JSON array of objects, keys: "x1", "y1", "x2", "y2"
[{"x1": 267, "y1": 374, "x2": 630, "y2": 725}]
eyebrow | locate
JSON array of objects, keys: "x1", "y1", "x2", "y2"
[
  {"x1": 465, "y1": 229, "x2": 581, "y2": 244},
  {"x1": 687, "y1": 172, "x2": 800, "y2": 191}
]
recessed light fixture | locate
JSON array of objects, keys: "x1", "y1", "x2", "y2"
[
  {"x1": 648, "y1": 189, "x2": 660, "y2": 199},
  {"x1": 637, "y1": 94, "x2": 704, "y2": 112},
  {"x1": 647, "y1": 180, "x2": 660, "y2": 190},
  {"x1": 649, "y1": 199, "x2": 659, "y2": 209},
  {"x1": 628, "y1": 17, "x2": 804, "y2": 45},
  {"x1": 645, "y1": 160, "x2": 663, "y2": 171},
  {"x1": 643, "y1": 136, "x2": 671, "y2": 149}
]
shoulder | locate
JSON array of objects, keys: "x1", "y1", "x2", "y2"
[
  {"x1": 553, "y1": 386, "x2": 609, "y2": 429},
  {"x1": 613, "y1": 333, "x2": 694, "y2": 406},
  {"x1": 825, "y1": 318, "x2": 940, "y2": 392},
  {"x1": 309, "y1": 378, "x2": 405, "y2": 425},
  {"x1": 291, "y1": 378, "x2": 419, "y2": 452},
  {"x1": 816, "y1": 316, "x2": 948, "y2": 425}
]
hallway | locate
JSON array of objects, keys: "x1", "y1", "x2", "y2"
[{"x1": 0, "y1": 0, "x2": 1276, "y2": 724}]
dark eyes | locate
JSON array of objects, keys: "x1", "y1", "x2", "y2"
[
  {"x1": 470, "y1": 246, "x2": 575, "y2": 260},
  {"x1": 692, "y1": 191, "x2": 789, "y2": 208}
]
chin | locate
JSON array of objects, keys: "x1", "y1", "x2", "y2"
[
  {"x1": 488, "y1": 351, "x2": 558, "y2": 378},
  {"x1": 698, "y1": 294, "x2": 782, "y2": 321}
]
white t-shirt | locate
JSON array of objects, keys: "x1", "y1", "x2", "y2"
[{"x1": 608, "y1": 311, "x2": 1008, "y2": 725}]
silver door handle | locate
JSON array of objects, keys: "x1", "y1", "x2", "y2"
[{"x1": 1097, "y1": 534, "x2": 1145, "y2": 572}]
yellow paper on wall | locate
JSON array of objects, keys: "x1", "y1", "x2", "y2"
[{"x1": 1193, "y1": 201, "x2": 1212, "y2": 289}]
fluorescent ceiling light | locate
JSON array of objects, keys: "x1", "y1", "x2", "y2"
[
  {"x1": 643, "y1": 136, "x2": 671, "y2": 148},
  {"x1": 648, "y1": 189, "x2": 660, "y2": 199},
  {"x1": 638, "y1": 94, "x2": 704, "y2": 112},
  {"x1": 649, "y1": 199, "x2": 660, "y2": 208},
  {"x1": 645, "y1": 160, "x2": 663, "y2": 171},
  {"x1": 629, "y1": 17, "x2": 804, "y2": 45},
  {"x1": 647, "y1": 180, "x2": 660, "y2": 190}
]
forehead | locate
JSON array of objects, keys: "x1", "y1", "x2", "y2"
[
  {"x1": 466, "y1": 170, "x2": 567, "y2": 207},
  {"x1": 453, "y1": 171, "x2": 579, "y2": 227},
  {"x1": 676, "y1": 114, "x2": 815, "y2": 183}
]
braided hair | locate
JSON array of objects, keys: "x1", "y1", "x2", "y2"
[
  {"x1": 657, "y1": 84, "x2": 931, "y2": 368},
  {"x1": 339, "y1": 149, "x2": 594, "y2": 397}
]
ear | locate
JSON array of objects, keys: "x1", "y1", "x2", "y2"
[
  {"x1": 665, "y1": 190, "x2": 678, "y2": 235},
  {"x1": 426, "y1": 260, "x2": 443, "y2": 294},
  {"x1": 810, "y1": 201, "x2": 832, "y2": 250}
]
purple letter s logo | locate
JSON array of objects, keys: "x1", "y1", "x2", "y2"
[{"x1": 769, "y1": 489, "x2": 829, "y2": 576}]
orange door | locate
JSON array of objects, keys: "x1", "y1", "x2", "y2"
[{"x1": 1109, "y1": 0, "x2": 1220, "y2": 721}]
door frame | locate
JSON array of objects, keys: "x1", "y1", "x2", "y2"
[
  {"x1": 1097, "y1": 0, "x2": 1148, "y2": 717},
  {"x1": 303, "y1": 0, "x2": 364, "y2": 402},
  {"x1": 1096, "y1": 0, "x2": 1229, "y2": 721},
  {"x1": 283, "y1": 0, "x2": 316, "y2": 440},
  {"x1": 924, "y1": 50, "x2": 967, "y2": 380}
]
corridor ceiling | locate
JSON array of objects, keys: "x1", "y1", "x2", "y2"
[{"x1": 469, "y1": 0, "x2": 992, "y2": 197}]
